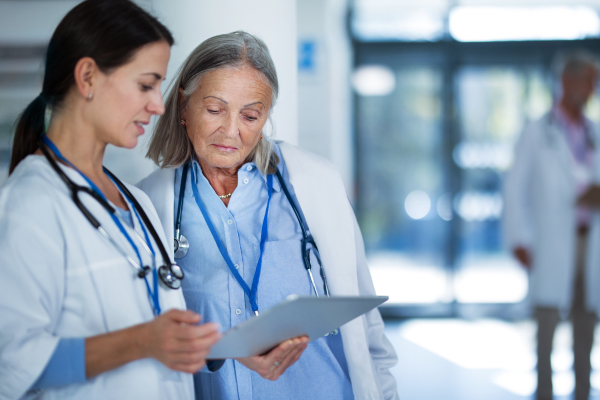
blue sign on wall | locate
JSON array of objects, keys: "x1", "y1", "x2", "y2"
[{"x1": 298, "y1": 39, "x2": 316, "y2": 72}]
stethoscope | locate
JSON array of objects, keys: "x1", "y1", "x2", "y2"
[
  {"x1": 39, "y1": 137, "x2": 184, "y2": 311},
  {"x1": 174, "y1": 161, "x2": 331, "y2": 299}
]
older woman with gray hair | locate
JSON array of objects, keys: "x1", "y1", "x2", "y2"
[{"x1": 138, "y1": 31, "x2": 398, "y2": 400}]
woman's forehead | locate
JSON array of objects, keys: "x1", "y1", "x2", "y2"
[{"x1": 194, "y1": 66, "x2": 273, "y2": 106}]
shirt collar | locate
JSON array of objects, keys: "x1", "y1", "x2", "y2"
[
  {"x1": 553, "y1": 104, "x2": 589, "y2": 131},
  {"x1": 190, "y1": 160, "x2": 281, "y2": 193}
]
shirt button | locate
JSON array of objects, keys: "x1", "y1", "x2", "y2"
[
  {"x1": 246, "y1": 165, "x2": 252, "y2": 171},
  {"x1": 243, "y1": 178, "x2": 249, "y2": 184},
  {"x1": 234, "y1": 263, "x2": 239, "y2": 269},
  {"x1": 235, "y1": 309, "x2": 242, "y2": 315},
  {"x1": 227, "y1": 219, "x2": 233, "y2": 225}
]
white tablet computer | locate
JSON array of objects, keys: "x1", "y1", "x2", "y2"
[{"x1": 207, "y1": 295, "x2": 388, "y2": 359}]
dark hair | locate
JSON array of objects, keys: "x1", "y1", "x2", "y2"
[{"x1": 9, "y1": 0, "x2": 174, "y2": 174}]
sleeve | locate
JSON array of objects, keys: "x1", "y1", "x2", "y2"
[
  {"x1": 30, "y1": 338, "x2": 86, "y2": 390},
  {"x1": 503, "y1": 122, "x2": 537, "y2": 250},
  {"x1": 353, "y1": 215, "x2": 400, "y2": 400},
  {"x1": 0, "y1": 205, "x2": 69, "y2": 400}
]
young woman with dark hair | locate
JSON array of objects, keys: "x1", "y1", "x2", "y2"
[{"x1": 0, "y1": 1, "x2": 220, "y2": 399}]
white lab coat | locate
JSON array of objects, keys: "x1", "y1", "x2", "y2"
[
  {"x1": 137, "y1": 142, "x2": 399, "y2": 400},
  {"x1": 503, "y1": 113, "x2": 600, "y2": 311},
  {"x1": 0, "y1": 156, "x2": 194, "y2": 400}
]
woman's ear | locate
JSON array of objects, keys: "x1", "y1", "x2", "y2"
[
  {"x1": 74, "y1": 57, "x2": 99, "y2": 100},
  {"x1": 178, "y1": 88, "x2": 187, "y2": 121}
]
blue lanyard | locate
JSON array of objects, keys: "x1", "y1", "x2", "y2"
[
  {"x1": 41, "y1": 135, "x2": 161, "y2": 315},
  {"x1": 189, "y1": 163, "x2": 273, "y2": 316}
]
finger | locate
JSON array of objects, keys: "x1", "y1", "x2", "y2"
[
  {"x1": 173, "y1": 331, "x2": 222, "y2": 353},
  {"x1": 266, "y1": 339, "x2": 296, "y2": 361},
  {"x1": 270, "y1": 342, "x2": 307, "y2": 378},
  {"x1": 173, "y1": 322, "x2": 221, "y2": 340},
  {"x1": 171, "y1": 359, "x2": 207, "y2": 374},
  {"x1": 167, "y1": 309, "x2": 203, "y2": 325},
  {"x1": 278, "y1": 342, "x2": 306, "y2": 369}
]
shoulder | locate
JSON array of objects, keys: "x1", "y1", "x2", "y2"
[
  {"x1": 277, "y1": 141, "x2": 342, "y2": 183},
  {"x1": 0, "y1": 156, "x2": 65, "y2": 217},
  {"x1": 515, "y1": 114, "x2": 551, "y2": 147},
  {"x1": 136, "y1": 167, "x2": 176, "y2": 198},
  {"x1": 276, "y1": 142, "x2": 349, "y2": 206}
]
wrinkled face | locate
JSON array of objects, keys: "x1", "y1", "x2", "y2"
[
  {"x1": 180, "y1": 65, "x2": 273, "y2": 171},
  {"x1": 562, "y1": 64, "x2": 598, "y2": 110},
  {"x1": 87, "y1": 41, "x2": 170, "y2": 148}
]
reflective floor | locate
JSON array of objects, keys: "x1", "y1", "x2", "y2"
[{"x1": 384, "y1": 319, "x2": 600, "y2": 400}]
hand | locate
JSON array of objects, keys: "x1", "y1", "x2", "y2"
[
  {"x1": 140, "y1": 309, "x2": 222, "y2": 374},
  {"x1": 513, "y1": 246, "x2": 532, "y2": 270},
  {"x1": 236, "y1": 336, "x2": 309, "y2": 381}
]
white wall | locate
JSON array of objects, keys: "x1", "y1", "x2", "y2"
[{"x1": 297, "y1": 0, "x2": 354, "y2": 198}]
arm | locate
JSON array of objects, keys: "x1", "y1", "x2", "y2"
[
  {"x1": 0, "y1": 209, "x2": 220, "y2": 398},
  {"x1": 503, "y1": 123, "x2": 537, "y2": 267},
  {"x1": 353, "y1": 216, "x2": 400, "y2": 400}
]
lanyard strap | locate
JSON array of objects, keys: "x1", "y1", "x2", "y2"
[
  {"x1": 41, "y1": 135, "x2": 161, "y2": 315},
  {"x1": 189, "y1": 163, "x2": 273, "y2": 315}
]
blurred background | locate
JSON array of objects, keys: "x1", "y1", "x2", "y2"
[{"x1": 3, "y1": 0, "x2": 600, "y2": 398}]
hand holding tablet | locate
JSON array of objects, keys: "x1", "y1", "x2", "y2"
[{"x1": 208, "y1": 295, "x2": 388, "y2": 359}]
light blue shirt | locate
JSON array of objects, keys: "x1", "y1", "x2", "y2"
[{"x1": 175, "y1": 143, "x2": 353, "y2": 400}]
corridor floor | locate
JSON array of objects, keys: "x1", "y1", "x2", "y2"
[{"x1": 384, "y1": 319, "x2": 600, "y2": 400}]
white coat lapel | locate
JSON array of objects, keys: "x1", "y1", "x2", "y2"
[
  {"x1": 547, "y1": 118, "x2": 580, "y2": 186},
  {"x1": 280, "y1": 143, "x2": 382, "y2": 400},
  {"x1": 279, "y1": 143, "x2": 358, "y2": 296},
  {"x1": 137, "y1": 168, "x2": 176, "y2": 254}
]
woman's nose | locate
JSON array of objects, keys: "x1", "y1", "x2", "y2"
[
  {"x1": 222, "y1": 114, "x2": 239, "y2": 137},
  {"x1": 147, "y1": 92, "x2": 165, "y2": 115}
]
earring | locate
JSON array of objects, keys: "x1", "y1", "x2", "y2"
[
  {"x1": 87, "y1": 92, "x2": 93, "y2": 101},
  {"x1": 180, "y1": 119, "x2": 186, "y2": 126}
]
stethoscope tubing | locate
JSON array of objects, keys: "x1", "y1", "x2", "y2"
[
  {"x1": 175, "y1": 161, "x2": 331, "y2": 297},
  {"x1": 39, "y1": 137, "x2": 182, "y2": 313}
]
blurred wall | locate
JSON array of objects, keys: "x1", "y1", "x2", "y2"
[{"x1": 297, "y1": 0, "x2": 354, "y2": 197}]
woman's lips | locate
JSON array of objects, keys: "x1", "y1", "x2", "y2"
[{"x1": 212, "y1": 144, "x2": 237, "y2": 152}]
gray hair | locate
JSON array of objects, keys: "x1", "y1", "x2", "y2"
[{"x1": 147, "y1": 30, "x2": 279, "y2": 174}]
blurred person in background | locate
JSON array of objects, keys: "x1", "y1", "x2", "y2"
[{"x1": 504, "y1": 50, "x2": 600, "y2": 400}]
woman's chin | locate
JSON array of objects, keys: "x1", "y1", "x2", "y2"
[{"x1": 118, "y1": 137, "x2": 139, "y2": 150}]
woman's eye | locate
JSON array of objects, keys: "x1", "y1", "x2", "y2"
[
  {"x1": 245, "y1": 115, "x2": 258, "y2": 121},
  {"x1": 207, "y1": 109, "x2": 219, "y2": 114},
  {"x1": 140, "y1": 84, "x2": 153, "y2": 92}
]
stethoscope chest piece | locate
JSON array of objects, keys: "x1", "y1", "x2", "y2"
[
  {"x1": 158, "y1": 264, "x2": 184, "y2": 290},
  {"x1": 174, "y1": 234, "x2": 189, "y2": 258}
]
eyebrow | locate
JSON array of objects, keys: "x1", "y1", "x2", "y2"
[
  {"x1": 204, "y1": 96, "x2": 228, "y2": 105},
  {"x1": 244, "y1": 101, "x2": 265, "y2": 108},
  {"x1": 202, "y1": 96, "x2": 266, "y2": 108},
  {"x1": 141, "y1": 72, "x2": 163, "y2": 80}
]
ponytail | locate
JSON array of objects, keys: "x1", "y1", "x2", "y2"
[
  {"x1": 8, "y1": 0, "x2": 173, "y2": 174},
  {"x1": 9, "y1": 94, "x2": 47, "y2": 174}
]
